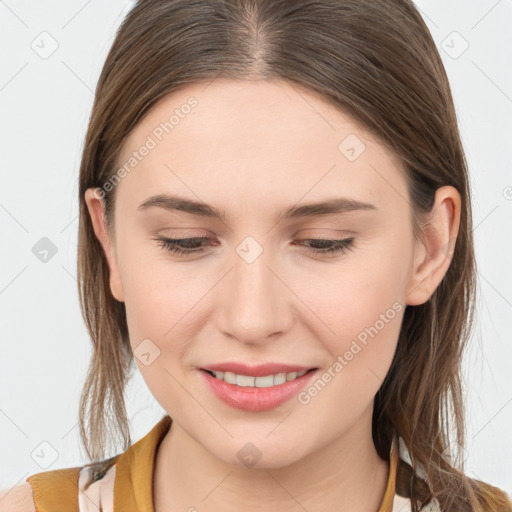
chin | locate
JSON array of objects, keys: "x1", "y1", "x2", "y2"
[{"x1": 204, "y1": 436, "x2": 308, "y2": 470}]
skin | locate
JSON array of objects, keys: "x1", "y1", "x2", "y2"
[{"x1": 85, "y1": 78, "x2": 460, "y2": 512}]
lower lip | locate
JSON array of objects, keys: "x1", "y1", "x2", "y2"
[{"x1": 199, "y1": 369, "x2": 317, "y2": 412}]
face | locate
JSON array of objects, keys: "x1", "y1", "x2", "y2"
[{"x1": 86, "y1": 78, "x2": 452, "y2": 469}]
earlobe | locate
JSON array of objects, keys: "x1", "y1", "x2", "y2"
[
  {"x1": 84, "y1": 188, "x2": 125, "y2": 302},
  {"x1": 405, "y1": 186, "x2": 460, "y2": 306}
]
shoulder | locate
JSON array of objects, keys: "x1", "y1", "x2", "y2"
[
  {"x1": 17, "y1": 458, "x2": 119, "y2": 512},
  {"x1": 0, "y1": 482, "x2": 36, "y2": 512},
  {"x1": 395, "y1": 441, "x2": 512, "y2": 511},
  {"x1": 469, "y1": 478, "x2": 512, "y2": 510}
]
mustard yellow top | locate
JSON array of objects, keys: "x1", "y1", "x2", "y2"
[
  {"x1": 24, "y1": 413, "x2": 404, "y2": 511},
  {"x1": 26, "y1": 415, "x2": 172, "y2": 512},
  {"x1": 23, "y1": 414, "x2": 445, "y2": 511}
]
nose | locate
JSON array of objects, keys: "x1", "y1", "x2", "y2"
[{"x1": 216, "y1": 237, "x2": 293, "y2": 346}]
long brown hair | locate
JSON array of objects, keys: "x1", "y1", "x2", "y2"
[{"x1": 76, "y1": 1, "x2": 510, "y2": 510}]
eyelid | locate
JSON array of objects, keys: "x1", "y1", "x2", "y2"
[
  {"x1": 153, "y1": 235, "x2": 356, "y2": 258},
  {"x1": 294, "y1": 228, "x2": 357, "y2": 237}
]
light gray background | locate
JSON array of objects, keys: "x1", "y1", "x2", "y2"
[{"x1": 1, "y1": 0, "x2": 511, "y2": 494}]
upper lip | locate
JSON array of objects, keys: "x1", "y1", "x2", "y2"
[{"x1": 200, "y1": 362, "x2": 316, "y2": 377}]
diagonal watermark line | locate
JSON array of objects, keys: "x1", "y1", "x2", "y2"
[
  {"x1": 0, "y1": 265, "x2": 29, "y2": 295},
  {"x1": 200, "y1": 471, "x2": 233, "y2": 502},
  {"x1": 61, "y1": 265, "x2": 77, "y2": 282},
  {"x1": 415, "y1": 6, "x2": 439, "y2": 30},
  {"x1": 471, "y1": 0, "x2": 503, "y2": 30},
  {"x1": 61, "y1": 0, "x2": 94, "y2": 29},
  {"x1": 61, "y1": 422, "x2": 77, "y2": 440},
  {"x1": 163, "y1": 367, "x2": 234, "y2": 438},
  {"x1": 394, "y1": 498, "x2": 413, "y2": 512},
  {"x1": 0, "y1": 203, "x2": 29, "y2": 233},
  {"x1": 286, "y1": 80, "x2": 336, "y2": 131},
  {"x1": 368, "y1": 162, "x2": 412, "y2": 208},
  {"x1": 264, "y1": 471, "x2": 310, "y2": 511},
  {"x1": 164, "y1": 267, "x2": 234, "y2": 336},
  {"x1": 265, "y1": 164, "x2": 337, "y2": 235},
  {"x1": 471, "y1": 61, "x2": 512, "y2": 106},
  {"x1": 368, "y1": 367, "x2": 384, "y2": 383},
  {"x1": 0, "y1": 472, "x2": 30, "y2": 503},
  {"x1": 0, "y1": 408, "x2": 29, "y2": 438},
  {"x1": 164, "y1": 162, "x2": 234, "y2": 235},
  {"x1": 471, "y1": 396, "x2": 512, "y2": 439},
  {"x1": 265, "y1": 410, "x2": 294, "y2": 438},
  {"x1": 200, "y1": 70, "x2": 225, "y2": 93},
  {"x1": 61, "y1": 60, "x2": 94, "y2": 94},
  {"x1": 60, "y1": 214, "x2": 78, "y2": 233},
  {"x1": 477, "y1": 270, "x2": 512, "y2": 307},
  {"x1": 265, "y1": 265, "x2": 336, "y2": 335},
  {"x1": 0, "y1": 1, "x2": 29, "y2": 28},
  {"x1": 472, "y1": 205, "x2": 499, "y2": 232},
  {"x1": 470, "y1": 470, "x2": 484, "y2": 482},
  {"x1": 0, "y1": 62, "x2": 29, "y2": 92}
]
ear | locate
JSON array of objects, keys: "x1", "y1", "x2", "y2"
[
  {"x1": 84, "y1": 188, "x2": 125, "y2": 302},
  {"x1": 405, "y1": 186, "x2": 460, "y2": 306}
]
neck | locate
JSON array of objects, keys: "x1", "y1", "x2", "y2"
[{"x1": 153, "y1": 404, "x2": 389, "y2": 512}]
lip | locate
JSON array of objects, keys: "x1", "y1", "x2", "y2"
[
  {"x1": 200, "y1": 362, "x2": 314, "y2": 377},
  {"x1": 199, "y1": 367, "x2": 318, "y2": 412}
]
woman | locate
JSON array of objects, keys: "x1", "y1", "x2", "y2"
[{"x1": 3, "y1": 0, "x2": 511, "y2": 510}]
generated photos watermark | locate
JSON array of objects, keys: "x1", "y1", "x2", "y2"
[
  {"x1": 93, "y1": 96, "x2": 199, "y2": 200},
  {"x1": 297, "y1": 301, "x2": 403, "y2": 405}
]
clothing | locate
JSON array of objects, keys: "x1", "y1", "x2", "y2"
[{"x1": 23, "y1": 413, "x2": 499, "y2": 512}]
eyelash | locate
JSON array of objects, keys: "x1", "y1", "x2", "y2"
[{"x1": 154, "y1": 236, "x2": 355, "y2": 257}]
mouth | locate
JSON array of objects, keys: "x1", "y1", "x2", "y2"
[
  {"x1": 200, "y1": 367, "x2": 318, "y2": 388},
  {"x1": 199, "y1": 366, "x2": 319, "y2": 412}
]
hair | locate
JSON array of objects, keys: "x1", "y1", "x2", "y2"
[{"x1": 76, "y1": 1, "x2": 511, "y2": 510}]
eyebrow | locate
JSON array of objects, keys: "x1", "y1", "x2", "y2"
[{"x1": 137, "y1": 193, "x2": 377, "y2": 221}]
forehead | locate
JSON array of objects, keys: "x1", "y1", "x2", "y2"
[{"x1": 114, "y1": 78, "x2": 407, "y2": 213}]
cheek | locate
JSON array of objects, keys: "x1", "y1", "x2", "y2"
[
  {"x1": 113, "y1": 233, "x2": 179, "y2": 353},
  {"x1": 115, "y1": 227, "x2": 198, "y2": 330},
  {"x1": 293, "y1": 234, "x2": 411, "y2": 383},
  {"x1": 290, "y1": 265, "x2": 405, "y2": 433},
  {"x1": 121, "y1": 264, "x2": 199, "y2": 352},
  {"x1": 118, "y1": 253, "x2": 203, "y2": 414}
]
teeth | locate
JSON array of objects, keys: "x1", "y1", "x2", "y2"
[
  {"x1": 210, "y1": 369, "x2": 310, "y2": 388},
  {"x1": 224, "y1": 371, "x2": 236, "y2": 385},
  {"x1": 236, "y1": 374, "x2": 255, "y2": 387}
]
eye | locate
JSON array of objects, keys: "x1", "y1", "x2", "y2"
[
  {"x1": 294, "y1": 237, "x2": 355, "y2": 256},
  {"x1": 155, "y1": 236, "x2": 211, "y2": 255},
  {"x1": 154, "y1": 236, "x2": 355, "y2": 257}
]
